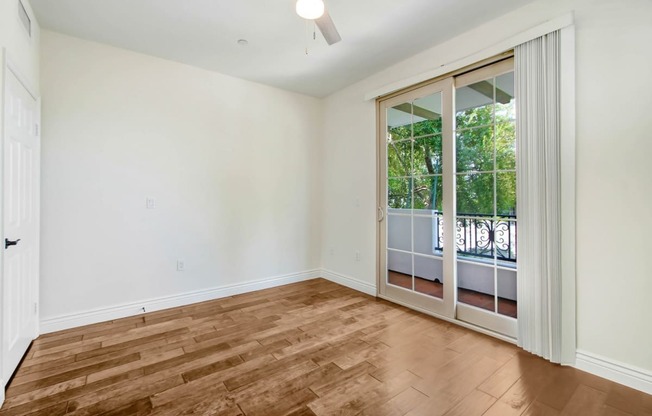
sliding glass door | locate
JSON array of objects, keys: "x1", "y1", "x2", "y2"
[{"x1": 378, "y1": 58, "x2": 517, "y2": 338}]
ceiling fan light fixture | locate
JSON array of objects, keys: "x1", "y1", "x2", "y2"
[{"x1": 296, "y1": 0, "x2": 325, "y2": 20}]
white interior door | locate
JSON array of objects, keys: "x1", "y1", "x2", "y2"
[{"x1": 2, "y1": 66, "x2": 40, "y2": 386}]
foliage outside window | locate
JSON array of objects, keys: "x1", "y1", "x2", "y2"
[{"x1": 387, "y1": 81, "x2": 516, "y2": 218}]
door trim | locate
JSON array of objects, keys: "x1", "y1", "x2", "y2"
[
  {"x1": 1, "y1": 48, "x2": 5, "y2": 402},
  {"x1": 3, "y1": 49, "x2": 37, "y2": 101}
]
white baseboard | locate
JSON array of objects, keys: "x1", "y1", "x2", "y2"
[
  {"x1": 575, "y1": 350, "x2": 652, "y2": 395},
  {"x1": 0, "y1": 378, "x2": 5, "y2": 409},
  {"x1": 320, "y1": 269, "x2": 376, "y2": 297},
  {"x1": 40, "y1": 269, "x2": 321, "y2": 334}
]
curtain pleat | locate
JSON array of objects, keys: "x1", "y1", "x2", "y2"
[{"x1": 515, "y1": 30, "x2": 562, "y2": 363}]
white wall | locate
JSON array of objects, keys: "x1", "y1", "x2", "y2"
[
  {"x1": 321, "y1": 0, "x2": 652, "y2": 374},
  {"x1": 39, "y1": 31, "x2": 323, "y2": 322}
]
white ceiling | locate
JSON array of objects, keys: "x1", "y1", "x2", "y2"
[{"x1": 30, "y1": 0, "x2": 532, "y2": 97}]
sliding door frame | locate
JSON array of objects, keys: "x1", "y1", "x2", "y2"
[
  {"x1": 453, "y1": 58, "x2": 517, "y2": 339},
  {"x1": 376, "y1": 53, "x2": 518, "y2": 342}
]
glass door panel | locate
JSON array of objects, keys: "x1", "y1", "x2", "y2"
[
  {"x1": 454, "y1": 59, "x2": 517, "y2": 337},
  {"x1": 380, "y1": 78, "x2": 454, "y2": 317},
  {"x1": 386, "y1": 99, "x2": 414, "y2": 293}
]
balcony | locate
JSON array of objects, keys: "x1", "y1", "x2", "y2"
[{"x1": 387, "y1": 209, "x2": 517, "y2": 318}]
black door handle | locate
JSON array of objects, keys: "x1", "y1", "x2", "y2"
[{"x1": 5, "y1": 238, "x2": 20, "y2": 249}]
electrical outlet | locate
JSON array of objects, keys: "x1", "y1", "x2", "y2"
[
  {"x1": 146, "y1": 197, "x2": 156, "y2": 209},
  {"x1": 177, "y1": 259, "x2": 185, "y2": 271},
  {"x1": 355, "y1": 251, "x2": 361, "y2": 262}
]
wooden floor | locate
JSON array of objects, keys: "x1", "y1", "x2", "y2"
[{"x1": 2, "y1": 279, "x2": 650, "y2": 416}]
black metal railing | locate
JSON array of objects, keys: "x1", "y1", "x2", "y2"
[{"x1": 430, "y1": 212, "x2": 517, "y2": 262}]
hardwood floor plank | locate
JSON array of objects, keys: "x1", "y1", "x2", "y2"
[
  {"x1": 7, "y1": 353, "x2": 141, "y2": 396},
  {"x1": 482, "y1": 367, "x2": 557, "y2": 416},
  {"x1": 409, "y1": 356, "x2": 502, "y2": 416},
  {"x1": 148, "y1": 382, "x2": 234, "y2": 416},
  {"x1": 239, "y1": 388, "x2": 318, "y2": 416},
  {"x1": 1, "y1": 279, "x2": 648, "y2": 416},
  {"x1": 22, "y1": 342, "x2": 103, "y2": 366},
  {"x1": 335, "y1": 370, "x2": 421, "y2": 415},
  {"x1": 65, "y1": 375, "x2": 183, "y2": 415},
  {"x1": 98, "y1": 317, "x2": 195, "y2": 347},
  {"x1": 359, "y1": 386, "x2": 429, "y2": 416},
  {"x1": 307, "y1": 374, "x2": 382, "y2": 415},
  {"x1": 10, "y1": 356, "x2": 76, "y2": 379},
  {"x1": 522, "y1": 401, "x2": 561, "y2": 416},
  {"x1": 238, "y1": 339, "x2": 291, "y2": 361},
  {"x1": 442, "y1": 388, "x2": 496, "y2": 416},
  {"x1": 2, "y1": 376, "x2": 86, "y2": 409},
  {"x1": 536, "y1": 366, "x2": 592, "y2": 411},
  {"x1": 560, "y1": 385, "x2": 608, "y2": 416},
  {"x1": 309, "y1": 361, "x2": 377, "y2": 397},
  {"x1": 599, "y1": 406, "x2": 635, "y2": 416},
  {"x1": 75, "y1": 328, "x2": 189, "y2": 361},
  {"x1": 86, "y1": 348, "x2": 184, "y2": 383},
  {"x1": 285, "y1": 407, "x2": 318, "y2": 416},
  {"x1": 604, "y1": 383, "x2": 652, "y2": 416},
  {"x1": 31, "y1": 334, "x2": 83, "y2": 352},
  {"x1": 79, "y1": 322, "x2": 141, "y2": 341},
  {"x1": 11, "y1": 351, "x2": 141, "y2": 387},
  {"x1": 477, "y1": 351, "x2": 535, "y2": 398},
  {"x1": 0, "y1": 370, "x2": 144, "y2": 416},
  {"x1": 25, "y1": 401, "x2": 68, "y2": 416},
  {"x1": 223, "y1": 355, "x2": 320, "y2": 391},
  {"x1": 332, "y1": 341, "x2": 390, "y2": 370},
  {"x1": 99, "y1": 397, "x2": 153, "y2": 416},
  {"x1": 310, "y1": 338, "x2": 369, "y2": 367},
  {"x1": 229, "y1": 361, "x2": 341, "y2": 408}
]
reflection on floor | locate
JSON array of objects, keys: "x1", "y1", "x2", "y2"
[{"x1": 388, "y1": 271, "x2": 517, "y2": 318}]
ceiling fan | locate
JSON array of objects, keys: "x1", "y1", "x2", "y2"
[{"x1": 295, "y1": 0, "x2": 342, "y2": 45}]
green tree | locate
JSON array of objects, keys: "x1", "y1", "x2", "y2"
[{"x1": 387, "y1": 101, "x2": 516, "y2": 217}]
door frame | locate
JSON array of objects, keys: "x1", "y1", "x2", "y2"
[
  {"x1": 0, "y1": 48, "x2": 41, "y2": 401},
  {"x1": 375, "y1": 54, "x2": 519, "y2": 344}
]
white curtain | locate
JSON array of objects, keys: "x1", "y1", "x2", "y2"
[{"x1": 515, "y1": 30, "x2": 562, "y2": 363}]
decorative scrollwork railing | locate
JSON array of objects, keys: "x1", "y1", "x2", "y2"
[{"x1": 431, "y1": 212, "x2": 517, "y2": 263}]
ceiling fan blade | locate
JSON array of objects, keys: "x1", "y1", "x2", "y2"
[{"x1": 315, "y1": 10, "x2": 341, "y2": 45}]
